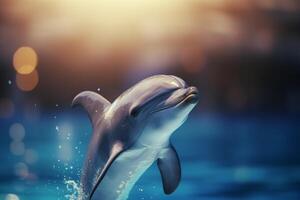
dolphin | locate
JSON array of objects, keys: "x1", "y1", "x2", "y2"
[{"x1": 72, "y1": 75, "x2": 199, "y2": 200}]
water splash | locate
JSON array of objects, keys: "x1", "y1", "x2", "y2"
[{"x1": 64, "y1": 180, "x2": 87, "y2": 200}]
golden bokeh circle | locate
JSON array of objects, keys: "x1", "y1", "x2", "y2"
[
  {"x1": 16, "y1": 70, "x2": 39, "y2": 91},
  {"x1": 13, "y1": 47, "x2": 38, "y2": 75}
]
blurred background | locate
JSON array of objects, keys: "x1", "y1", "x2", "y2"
[{"x1": 0, "y1": 0, "x2": 300, "y2": 199}]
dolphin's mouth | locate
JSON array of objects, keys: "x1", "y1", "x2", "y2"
[
  {"x1": 183, "y1": 86, "x2": 199, "y2": 104},
  {"x1": 151, "y1": 86, "x2": 199, "y2": 114}
]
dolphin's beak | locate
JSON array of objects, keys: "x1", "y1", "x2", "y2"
[
  {"x1": 184, "y1": 86, "x2": 199, "y2": 104},
  {"x1": 150, "y1": 86, "x2": 199, "y2": 114}
]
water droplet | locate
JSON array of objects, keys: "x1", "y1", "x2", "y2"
[
  {"x1": 8, "y1": 80, "x2": 12, "y2": 85},
  {"x1": 97, "y1": 88, "x2": 101, "y2": 92}
]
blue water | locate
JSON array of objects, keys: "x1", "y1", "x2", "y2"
[{"x1": 1, "y1": 110, "x2": 300, "y2": 200}]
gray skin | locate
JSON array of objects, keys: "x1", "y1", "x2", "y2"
[{"x1": 72, "y1": 75, "x2": 199, "y2": 200}]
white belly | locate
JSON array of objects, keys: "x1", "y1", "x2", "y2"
[{"x1": 92, "y1": 147, "x2": 160, "y2": 200}]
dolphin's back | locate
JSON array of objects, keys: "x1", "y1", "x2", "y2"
[{"x1": 72, "y1": 91, "x2": 112, "y2": 198}]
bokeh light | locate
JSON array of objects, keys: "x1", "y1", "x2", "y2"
[
  {"x1": 10, "y1": 141, "x2": 25, "y2": 156},
  {"x1": 13, "y1": 47, "x2": 38, "y2": 75},
  {"x1": 5, "y1": 194, "x2": 20, "y2": 200},
  {"x1": 24, "y1": 149, "x2": 39, "y2": 164},
  {"x1": 16, "y1": 69, "x2": 39, "y2": 91},
  {"x1": 57, "y1": 123, "x2": 73, "y2": 162},
  {"x1": 14, "y1": 162, "x2": 29, "y2": 178},
  {"x1": 0, "y1": 98, "x2": 14, "y2": 118},
  {"x1": 9, "y1": 123, "x2": 25, "y2": 141},
  {"x1": 234, "y1": 167, "x2": 251, "y2": 183},
  {"x1": 9, "y1": 123, "x2": 26, "y2": 156}
]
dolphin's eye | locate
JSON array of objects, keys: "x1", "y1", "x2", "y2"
[
  {"x1": 129, "y1": 87, "x2": 177, "y2": 118},
  {"x1": 130, "y1": 106, "x2": 140, "y2": 118}
]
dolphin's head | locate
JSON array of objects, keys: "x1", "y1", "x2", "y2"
[
  {"x1": 121, "y1": 75, "x2": 199, "y2": 146},
  {"x1": 128, "y1": 75, "x2": 199, "y2": 119}
]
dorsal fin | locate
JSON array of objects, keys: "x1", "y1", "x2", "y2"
[{"x1": 72, "y1": 91, "x2": 111, "y2": 126}]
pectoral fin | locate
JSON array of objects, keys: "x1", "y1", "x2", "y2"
[
  {"x1": 157, "y1": 145, "x2": 181, "y2": 195},
  {"x1": 72, "y1": 91, "x2": 111, "y2": 126}
]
